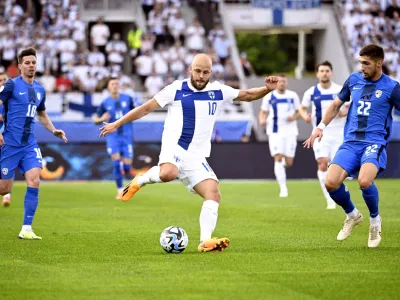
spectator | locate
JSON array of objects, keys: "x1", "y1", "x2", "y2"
[
  {"x1": 90, "y1": 17, "x2": 110, "y2": 55},
  {"x1": 38, "y1": 69, "x2": 56, "y2": 93},
  {"x1": 213, "y1": 33, "x2": 232, "y2": 65},
  {"x1": 186, "y1": 18, "x2": 205, "y2": 52},
  {"x1": 144, "y1": 71, "x2": 164, "y2": 97},
  {"x1": 135, "y1": 50, "x2": 153, "y2": 86},
  {"x1": 106, "y1": 33, "x2": 128, "y2": 66},
  {"x1": 56, "y1": 72, "x2": 72, "y2": 93}
]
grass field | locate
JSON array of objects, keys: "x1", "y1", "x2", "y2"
[{"x1": 0, "y1": 179, "x2": 399, "y2": 300}]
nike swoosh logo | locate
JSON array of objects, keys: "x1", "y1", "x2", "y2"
[
  {"x1": 19, "y1": 92, "x2": 27, "y2": 95},
  {"x1": 38, "y1": 160, "x2": 43, "y2": 163},
  {"x1": 353, "y1": 87, "x2": 361, "y2": 90},
  {"x1": 183, "y1": 94, "x2": 192, "y2": 97}
]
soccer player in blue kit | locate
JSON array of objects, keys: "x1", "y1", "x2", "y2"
[
  {"x1": 94, "y1": 77, "x2": 137, "y2": 199},
  {"x1": 0, "y1": 48, "x2": 68, "y2": 239},
  {"x1": 304, "y1": 44, "x2": 400, "y2": 248}
]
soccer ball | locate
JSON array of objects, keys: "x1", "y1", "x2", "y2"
[{"x1": 160, "y1": 226, "x2": 189, "y2": 254}]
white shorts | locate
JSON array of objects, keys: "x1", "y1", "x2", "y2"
[
  {"x1": 268, "y1": 134, "x2": 297, "y2": 158},
  {"x1": 313, "y1": 136, "x2": 343, "y2": 160},
  {"x1": 158, "y1": 146, "x2": 218, "y2": 194}
]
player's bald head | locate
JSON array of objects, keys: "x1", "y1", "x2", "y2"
[
  {"x1": 191, "y1": 54, "x2": 212, "y2": 69},
  {"x1": 189, "y1": 54, "x2": 212, "y2": 90}
]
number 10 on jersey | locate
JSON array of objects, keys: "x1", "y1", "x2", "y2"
[
  {"x1": 208, "y1": 102, "x2": 217, "y2": 115},
  {"x1": 26, "y1": 104, "x2": 37, "y2": 117}
]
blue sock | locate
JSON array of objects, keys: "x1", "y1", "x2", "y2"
[
  {"x1": 23, "y1": 187, "x2": 39, "y2": 226},
  {"x1": 361, "y1": 183, "x2": 379, "y2": 217},
  {"x1": 123, "y1": 164, "x2": 131, "y2": 176},
  {"x1": 328, "y1": 184, "x2": 355, "y2": 213},
  {"x1": 113, "y1": 160, "x2": 123, "y2": 188}
]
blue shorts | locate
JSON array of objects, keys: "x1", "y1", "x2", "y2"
[
  {"x1": 330, "y1": 141, "x2": 387, "y2": 177},
  {"x1": 106, "y1": 136, "x2": 134, "y2": 159},
  {"x1": 0, "y1": 143, "x2": 43, "y2": 179}
]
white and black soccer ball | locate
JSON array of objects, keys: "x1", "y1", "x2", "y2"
[{"x1": 160, "y1": 226, "x2": 189, "y2": 254}]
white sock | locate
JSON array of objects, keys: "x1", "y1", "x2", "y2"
[
  {"x1": 22, "y1": 225, "x2": 32, "y2": 232},
  {"x1": 117, "y1": 187, "x2": 123, "y2": 194},
  {"x1": 274, "y1": 161, "x2": 287, "y2": 192},
  {"x1": 138, "y1": 166, "x2": 162, "y2": 186},
  {"x1": 3, "y1": 193, "x2": 10, "y2": 198},
  {"x1": 370, "y1": 215, "x2": 381, "y2": 226},
  {"x1": 317, "y1": 170, "x2": 335, "y2": 206},
  {"x1": 347, "y1": 208, "x2": 359, "y2": 219},
  {"x1": 199, "y1": 200, "x2": 219, "y2": 243}
]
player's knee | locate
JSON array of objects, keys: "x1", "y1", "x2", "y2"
[
  {"x1": 274, "y1": 154, "x2": 283, "y2": 162},
  {"x1": 358, "y1": 176, "x2": 373, "y2": 189},
  {"x1": 159, "y1": 170, "x2": 177, "y2": 182},
  {"x1": 317, "y1": 160, "x2": 328, "y2": 171},
  {"x1": 205, "y1": 189, "x2": 221, "y2": 202},
  {"x1": 27, "y1": 177, "x2": 40, "y2": 188},
  {"x1": 0, "y1": 186, "x2": 11, "y2": 195},
  {"x1": 285, "y1": 160, "x2": 293, "y2": 168},
  {"x1": 325, "y1": 178, "x2": 340, "y2": 191}
]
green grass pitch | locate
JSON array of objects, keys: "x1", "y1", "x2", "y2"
[{"x1": 0, "y1": 180, "x2": 399, "y2": 299}]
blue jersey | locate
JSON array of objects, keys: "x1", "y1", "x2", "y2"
[
  {"x1": 338, "y1": 72, "x2": 400, "y2": 146},
  {"x1": 0, "y1": 104, "x2": 4, "y2": 131},
  {"x1": 0, "y1": 76, "x2": 46, "y2": 147},
  {"x1": 96, "y1": 93, "x2": 135, "y2": 140}
]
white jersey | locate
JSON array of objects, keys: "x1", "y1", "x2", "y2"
[
  {"x1": 154, "y1": 79, "x2": 240, "y2": 158},
  {"x1": 260, "y1": 89, "x2": 300, "y2": 136},
  {"x1": 302, "y1": 82, "x2": 345, "y2": 137}
]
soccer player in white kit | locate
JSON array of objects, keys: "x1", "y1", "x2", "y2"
[
  {"x1": 100, "y1": 54, "x2": 279, "y2": 252},
  {"x1": 299, "y1": 61, "x2": 349, "y2": 209},
  {"x1": 258, "y1": 75, "x2": 300, "y2": 197}
]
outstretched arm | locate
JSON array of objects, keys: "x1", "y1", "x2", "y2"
[
  {"x1": 37, "y1": 110, "x2": 68, "y2": 142},
  {"x1": 99, "y1": 98, "x2": 161, "y2": 137},
  {"x1": 234, "y1": 76, "x2": 279, "y2": 102}
]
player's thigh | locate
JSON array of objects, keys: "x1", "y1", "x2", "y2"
[
  {"x1": 120, "y1": 141, "x2": 134, "y2": 160},
  {"x1": 313, "y1": 138, "x2": 330, "y2": 161},
  {"x1": 181, "y1": 159, "x2": 219, "y2": 200},
  {"x1": 19, "y1": 144, "x2": 43, "y2": 187},
  {"x1": 106, "y1": 139, "x2": 120, "y2": 158},
  {"x1": 325, "y1": 164, "x2": 348, "y2": 191},
  {"x1": 268, "y1": 134, "x2": 283, "y2": 157},
  {"x1": 283, "y1": 135, "x2": 297, "y2": 159},
  {"x1": 0, "y1": 144, "x2": 21, "y2": 181},
  {"x1": 330, "y1": 143, "x2": 361, "y2": 179},
  {"x1": 358, "y1": 144, "x2": 386, "y2": 188}
]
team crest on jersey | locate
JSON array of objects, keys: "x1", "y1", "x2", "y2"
[
  {"x1": 208, "y1": 91, "x2": 215, "y2": 100},
  {"x1": 375, "y1": 90, "x2": 382, "y2": 98},
  {"x1": 122, "y1": 102, "x2": 127, "y2": 108},
  {"x1": 37, "y1": 93, "x2": 41, "y2": 101},
  {"x1": 2, "y1": 168, "x2": 8, "y2": 176}
]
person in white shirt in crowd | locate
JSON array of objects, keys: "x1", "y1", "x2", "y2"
[
  {"x1": 2, "y1": 32, "x2": 16, "y2": 69},
  {"x1": 58, "y1": 32, "x2": 77, "y2": 69},
  {"x1": 106, "y1": 33, "x2": 128, "y2": 66},
  {"x1": 208, "y1": 23, "x2": 225, "y2": 44},
  {"x1": 82, "y1": 71, "x2": 98, "y2": 93},
  {"x1": 72, "y1": 13, "x2": 87, "y2": 50},
  {"x1": 186, "y1": 19, "x2": 206, "y2": 52},
  {"x1": 168, "y1": 10, "x2": 186, "y2": 45},
  {"x1": 90, "y1": 17, "x2": 110, "y2": 55},
  {"x1": 140, "y1": 33, "x2": 155, "y2": 54},
  {"x1": 38, "y1": 69, "x2": 56, "y2": 93},
  {"x1": 169, "y1": 40, "x2": 186, "y2": 61},
  {"x1": 170, "y1": 57, "x2": 185, "y2": 79},
  {"x1": 144, "y1": 71, "x2": 164, "y2": 98},
  {"x1": 88, "y1": 46, "x2": 106, "y2": 66},
  {"x1": 73, "y1": 58, "x2": 90, "y2": 85},
  {"x1": 135, "y1": 50, "x2": 154, "y2": 86},
  {"x1": 213, "y1": 33, "x2": 232, "y2": 65},
  {"x1": 152, "y1": 46, "x2": 169, "y2": 78},
  {"x1": 259, "y1": 75, "x2": 300, "y2": 198}
]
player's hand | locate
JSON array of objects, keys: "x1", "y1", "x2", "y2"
[
  {"x1": 0, "y1": 133, "x2": 4, "y2": 147},
  {"x1": 265, "y1": 76, "x2": 279, "y2": 91},
  {"x1": 99, "y1": 122, "x2": 117, "y2": 137},
  {"x1": 303, "y1": 128, "x2": 323, "y2": 149},
  {"x1": 101, "y1": 112, "x2": 110, "y2": 121},
  {"x1": 305, "y1": 113, "x2": 311, "y2": 123},
  {"x1": 53, "y1": 129, "x2": 68, "y2": 143}
]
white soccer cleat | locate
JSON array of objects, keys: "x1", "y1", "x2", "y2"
[
  {"x1": 279, "y1": 190, "x2": 288, "y2": 198},
  {"x1": 337, "y1": 213, "x2": 363, "y2": 241},
  {"x1": 368, "y1": 219, "x2": 382, "y2": 248},
  {"x1": 327, "y1": 202, "x2": 336, "y2": 210}
]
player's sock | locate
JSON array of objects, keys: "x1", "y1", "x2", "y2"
[
  {"x1": 123, "y1": 164, "x2": 131, "y2": 176},
  {"x1": 138, "y1": 166, "x2": 162, "y2": 186},
  {"x1": 199, "y1": 200, "x2": 219, "y2": 243},
  {"x1": 361, "y1": 183, "x2": 379, "y2": 218},
  {"x1": 370, "y1": 215, "x2": 381, "y2": 226},
  {"x1": 317, "y1": 171, "x2": 335, "y2": 205},
  {"x1": 113, "y1": 160, "x2": 123, "y2": 188},
  {"x1": 328, "y1": 184, "x2": 356, "y2": 215},
  {"x1": 274, "y1": 161, "x2": 287, "y2": 192},
  {"x1": 22, "y1": 187, "x2": 39, "y2": 229}
]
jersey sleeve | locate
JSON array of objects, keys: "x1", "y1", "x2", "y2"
[
  {"x1": 37, "y1": 90, "x2": 46, "y2": 111},
  {"x1": 220, "y1": 84, "x2": 240, "y2": 103},
  {"x1": 129, "y1": 96, "x2": 135, "y2": 110},
  {"x1": 260, "y1": 93, "x2": 270, "y2": 111},
  {"x1": 390, "y1": 83, "x2": 400, "y2": 111},
  {"x1": 0, "y1": 79, "x2": 14, "y2": 105},
  {"x1": 154, "y1": 82, "x2": 177, "y2": 108},
  {"x1": 301, "y1": 87, "x2": 312, "y2": 107},
  {"x1": 96, "y1": 101, "x2": 106, "y2": 116},
  {"x1": 337, "y1": 76, "x2": 352, "y2": 102}
]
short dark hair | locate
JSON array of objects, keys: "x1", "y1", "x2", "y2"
[
  {"x1": 108, "y1": 77, "x2": 120, "y2": 85},
  {"x1": 18, "y1": 47, "x2": 36, "y2": 64},
  {"x1": 359, "y1": 44, "x2": 384, "y2": 61},
  {"x1": 316, "y1": 61, "x2": 333, "y2": 72}
]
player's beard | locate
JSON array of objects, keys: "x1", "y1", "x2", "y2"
[
  {"x1": 320, "y1": 78, "x2": 330, "y2": 83},
  {"x1": 190, "y1": 76, "x2": 209, "y2": 90}
]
